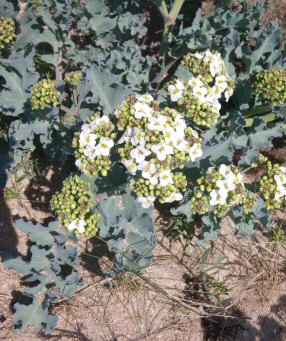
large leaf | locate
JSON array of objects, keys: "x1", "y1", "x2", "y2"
[
  {"x1": 15, "y1": 219, "x2": 55, "y2": 246},
  {"x1": 85, "y1": 68, "x2": 131, "y2": 114},
  {"x1": 0, "y1": 58, "x2": 39, "y2": 116},
  {"x1": 14, "y1": 299, "x2": 49, "y2": 332}
]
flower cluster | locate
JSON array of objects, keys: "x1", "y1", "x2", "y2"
[
  {"x1": 73, "y1": 113, "x2": 116, "y2": 177},
  {"x1": 115, "y1": 94, "x2": 202, "y2": 207},
  {"x1": 0, "y1": 17, "x2": 16, "y2": 50},
  {"x1": 50, "y1": 175, "x2": 99, "y2": 238},
  {"x1": 257, "y1": 157, "x2": 286, "y2": 211},
  {"x1": 168, "y1": 50, "x2": 235, "y2": 127},
  {"x1": 254, "y1": 69, "x2": 286, "y2": 106},
  {"x1": 31, "y1": 79, "x2": 61, "y2": 110},
  {"x1": 190, "y1": 164, "x2": 253, "y2": 217},
  {"x1": 65, "y1": 71, "x2": 82, "y2": 87}
]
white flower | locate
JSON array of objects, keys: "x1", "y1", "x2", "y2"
[
  {"x1": 97, "y1": 137, "x2": 114, "y2": 156},
  {"x1": 211, "y1": 100, "x2": 221, "y2": 114},
  {"x1": 274, "y1": 174, "x2": 286, "y2": 186},
  {"x1": 189, "y1": 143, "x2": 203, "y2": 161},
  {"x1": 81, "y1": 123, "x2": 91, "y2": 133},
  {"x1": 163, "y1": 125, "x2": 177, "y2": 143},
  {"x1": 216, "y1": 178, "x2": 236, "y2": 192},
  {"x1": 140, "y1": 161, "x2": 159, "y2": 185},
  {"x1": 79, "y1": 132, "x2": 97, "y2": 147},
  {"x1": 209, "y1": 57, "x2": 223, "y2": 77},
  {"x1": 173, "y1": 114, "x2": 187, "y2": 132},
  {"x1": 237, "y1": 172, "x2": 244, "y2": 183},
  {"x1": 84, "y1": 145, "x2": 99, "y2": 160},
  {"x1": 122, "y1": 159, "x2": 138, "y2": 175},
  {"x1": 275, "y1": 187, "x2": 286, "y2": 200},
  {"x1": 172, "y1": 137, "x2": 188, "y2": 152},
  {"x1": 96, "y1": 115, "x2": 110, "y2": 124},
  {"x1": 215, "y1": 75, "x2": 228, "y2": 91},
  {"x1": 224, "y1": 88, "x2": 234, "y2": 102},
  {"x1": 148, "y1": 115, "x2": 168, "y2": 131},
  {"x1": 134, "y1": 102, "x2": 153, "y2": 119},
  {"x1": 210, "y1": 189, "x2": 228, "y2": 206},
  {"x1": 127, "y1": 127, "x2": 146, "y2": 146},
  {"x1": 151, "y1": 143, "x2": 173, "y2": 161},
  {"x1": 130, "y1": 146, "x2": 151, "y2": 163},
  {"x1": 138, "y1": 196, "x2": 156, "y2": 208},
  {"x1": 135, "y1": 94, "x2": 153, "y2": 103},
  {"x1": 158, "y1": 170, "x2": 174, "y2": 187},
  {"x1": 188, "y1": 77, "x2": 204, "y2": 88},
  {"x1": 68, "y1": 219, "x2": 86, "y2": 233},
  {"x1": 164, "y1": 192, "x2": 183, "y2": 203},
  {"x1": 193, "y1": 52, "x2": 204, "y2": 59},
  {"x1": 118, "y1": 127, "x2": 132, "y2": 144},
  {"x1": 203, "y1": 50, "x2": 215, "y2": 63},
  {"x1": 280, "y1": 166, "x2": 286, "y2": 173},
  {"x1": 89, "y1": 116, "x2": 110, "y2": 130},
  {"x1": 192, "y1": 86, "x2": 208, "y2": 103},
  {"x1": 206, "y1": 86, "x2": 222, "y2": 102},
  {"x1": 75, "y1": 159, "x2": 88, "y2": 174},
  {"x1": 219, "y1": 164, "x2": 233, "y2": 178},
  {"x1": 168, "y1": 80, "x2": 185, "y2": 102}
]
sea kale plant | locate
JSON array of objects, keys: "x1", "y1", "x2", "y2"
[{"x1": 1, "y1": 0, "x2": 286, "y2": 334}]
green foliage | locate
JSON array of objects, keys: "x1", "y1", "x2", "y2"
[
  {"x1": 97, "y1": 192, "x2": 156, "y2": 274},
  {"x1": 4, "y1": 219, "x2": 81, "y2": 333},
  {"x1": 0, "y1": 0, "x2": 155, "y2": 181},
  {"x1": 2, "y1": 0, "x2": 286, "y2": 334}
]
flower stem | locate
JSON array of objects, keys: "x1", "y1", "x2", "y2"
[
  {"x1": 244, "y1": 105, "x2": 271, "y2": 118},
  {"x1": 157, "y1": 0, "x2": 185, "y2": 89},
  {"x1": 73, "y1": 89, "x2": 78, "y2": 107}
]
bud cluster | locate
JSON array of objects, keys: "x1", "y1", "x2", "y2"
[
  {"x1": 31, "y1": 79, "x2": 61, "y2": 110},
  {"x1": 0, "y1": 17, "x2": 15, "y2": 50},
  {"x1": 65, "y1": 71, "x2": 82, "y2": 87},
  {"x1": 168, "y1": 50, "x2": 235, "y2": 127},
  {"x1": 115, "y1": 94, "x2": 202, "y2": 207},
  {"x1": 256, "y1": 157, "x2": 286, "y2": 211},
  {"x1": 72, "y1": 113, "x2": 116, "y2": 177},
  {"x1": 50, "y1": 175, "x2": 99, "y2": 238},
  {"x1": 190, "y1": 164, "x2": 253, "y2": 217},
  {"x1": 254, "y1": 69, "x2": 286, "y2": 105}
]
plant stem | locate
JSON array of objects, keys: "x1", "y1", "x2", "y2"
[
  {"x1": 160, "y1": 1, "x2": 168, "y2": 17},
  {"x1": 157, "y1": 0, "x2": 185, "y2": 90},
  {"x1": 73, "y1": 89, "x2": 78, "y2": 107},
  {"x1": 244, "y1": 105, "x2": 271, "y2": 118},
  {"x1": 169, "y1": 0, "x2": 185, "y2": 22},
  {"x1": 60, "y1": 104, "x2": 77, "y2": 116}
]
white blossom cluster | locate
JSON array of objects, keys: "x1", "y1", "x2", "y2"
[
  {"x1": 168, "y1": 50, "x2": 235, "y2": 127},
  {"x1": 258, "y1": 158, "x2": 286, "y2": 211},
  {"x1": 115, "y1": 94, "x2": 203, "y2": 207},
  {"x1": 209, "y1": 165, "x2": 243, "y2": 206},
  {"x1": 274, "y1": 166, "x2": 286, "y2": 200},
  {"x1": 191, "y1": 164, "x2": 248, "y2": 216},
  {"x1": 72, "y1": 113, "x2": 116, "y2": 177}
]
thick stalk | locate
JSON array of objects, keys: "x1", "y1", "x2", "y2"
[
  {"x1": 157, "y1": 0, "x2": 185, "y2": 89},
  {"x1": 244, "y1": 105, "x2": 271, "y2": 118},
  {"x1": 169, "y1": 0, "x2": 185, "y2": 22}
]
